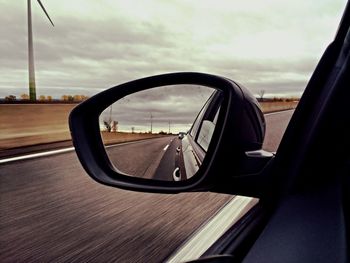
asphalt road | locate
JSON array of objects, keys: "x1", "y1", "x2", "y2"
[
  {"x1": 0, "y1": 110, "x2": 293, "y2": 263},
  {"x1": 263, "y1": 110, "x2": 294, "y2": 152},
  {"x1": 152, "y1": 137, "x2": 181, "y2": 181},
  {"x1": 107, "y1": 136, "x2": 178, "y2": 180}
]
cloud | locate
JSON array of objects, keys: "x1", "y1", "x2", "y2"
[
  {"x1": 100, "y1": 85, "x2": 214, "y2": 132},
  {"x1": 0, "y1": 0, "x2": 347, "y2": 99}
]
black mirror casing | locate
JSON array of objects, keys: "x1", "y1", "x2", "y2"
[{"x1": 69, "y1": 72, "x2": 267, "y2": 195}]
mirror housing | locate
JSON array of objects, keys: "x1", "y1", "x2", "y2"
[{"x1": 69, "y1": 72, "x2": 270, "y2": 196}]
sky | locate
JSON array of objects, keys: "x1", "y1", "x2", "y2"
[{"x1": 0, "y1": 0, "x2": 347, "y2": 99}]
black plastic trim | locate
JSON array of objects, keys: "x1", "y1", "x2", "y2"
[{"x1": 69, "y1": 72, "x2": 262, "y2": 194}]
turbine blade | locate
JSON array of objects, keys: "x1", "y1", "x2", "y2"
[{"x1": 37, "y1": 0, "x2": 54, "y2": 27}]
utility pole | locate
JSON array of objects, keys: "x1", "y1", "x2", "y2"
[
  {"x1": 168, "y1": 121, "x2": 171, "y2": 134},
  {"x1": 109, "y1": 104, "x2": 113, "y2": 123},
  {"x1": 28, "y1": 0, "x2": 36, "y2": 101},
  {"x1": 150, "y1": 112, "x2": 153, "y2": 134}
]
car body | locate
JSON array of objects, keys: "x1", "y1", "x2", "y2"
[
  {"x1": 69, "y1": 2, "x2": 350, "y2": 263},
  {"x1": 174, "y1": 87, "x2": 264, "y2": 181},
  {"x1": 174, "y1": 90, "x2": 221, "y2": 181}
]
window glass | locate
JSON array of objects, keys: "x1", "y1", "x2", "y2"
[
  {"x1": 195, "y1": 93, "x2": 221, "y2": 151},
  {"x1": 190, "y1": 92, "x2": 215, "y2": 138},
  {"x1": 197, "y1": 117, "x2": 218, "y2": 152}
]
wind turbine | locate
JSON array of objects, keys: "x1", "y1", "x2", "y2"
[{"x1": 27, "y1": 0, "x2": 54, "y2": 101}]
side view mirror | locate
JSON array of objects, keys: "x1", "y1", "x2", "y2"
[{"x1": 69, "y1": 72, "x2": 272, "y2": 196}]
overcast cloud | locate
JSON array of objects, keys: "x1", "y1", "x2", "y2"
[
  {"x1": 0, "y1": 0, "x2": 347, "y2": 99},
  {"x1": 100, "y1": 85, "x2": 214, "y2": 133}
]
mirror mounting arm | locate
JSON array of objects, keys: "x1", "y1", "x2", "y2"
[
  {"x1": 242, "y1": 150, "x2": 275, "y2": 175},
  {"x1": 209, "y1": 150, "x2": 275, "y2": 198}
]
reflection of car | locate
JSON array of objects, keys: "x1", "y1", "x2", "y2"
[
  {"x1": 174, "y1": 88, "x2": 264, "y2": 181},
  {"x1": 70, "y1": 5, "x2": 350, "y2": 263},
  {"x1": 173, "y1": 91, "x2": 222, "y2": 181}
]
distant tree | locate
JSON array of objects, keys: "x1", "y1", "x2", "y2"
[
  {"x1": 73, "y1": 95, "x2": 82, "y2": 102},
  {"x1": 61, "y1": 95, "x2": 68, "y2": 101},
  {"x1": 61, "y1": 94, "x2": 88, "y2": 102},
  {"x1": 20, "y1": 93, "x2": 30, "y2": 100},
  {"x1": 131, "y1": 127, "x2": 135, "y2": 134},
  {"x1": 39, "y1": 95, "x2": 46, "y2": 101},
  {"x1": 273, "y1": 97, "x2": 283, "y2": 102},
  {"x1": 81, "y1": 95, "x2": 89, "y2": 101},
  {"x1": 258, "y1": 90, "x2": 266, "y2": 101},
  {"x1": 103, "y1": 121, "x2": 111, "y2": 132},
  {"x1": 72, "y1": 95, "x2": 89, "y2": 102},
  {"x1": 5, "y1": 95, "x2": 16, "y2": 101},
  {"x1": 47, "y1": 95, "x2": 53, "y2": 101}
]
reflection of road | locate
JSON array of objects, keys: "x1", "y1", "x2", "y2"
[
  {"x1": 153, "y1": 138, "x2": 182, "y2": 181},
  {"x1": 106, "y1": 136, "x2": 183, "y2": 181},
  {"x1": 105, "y1": 136, "x2": 175, "y2": 179}
]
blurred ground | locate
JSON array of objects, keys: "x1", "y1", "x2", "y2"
[
  {"x1": 0, "y1": 110, "x2": 293, "y2": 262},
  {"x1": 0, "y1": 101, "x2": 297, "y2": 151}
]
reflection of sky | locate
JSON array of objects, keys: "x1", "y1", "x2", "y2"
[{"x1": 100, "y1": 85, "x2": 214, "y2": 133}]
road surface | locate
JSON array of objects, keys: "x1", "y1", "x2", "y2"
[
  {"x1": 105, "y1": 136, "x2": 177, "y2": 180},
  {"x1": 0, "y1": 110, "x2": 293, "y2": 262}
]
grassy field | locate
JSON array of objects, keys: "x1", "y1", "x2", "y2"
[
  {"x1": 260, "y1": 101, "x2": 298, "y2": 113},
  {"x1": 0, "y1": 104, "x2": 75, "y2": 150},
  {"x1": 0, "y1": 101, "x2": 298, "y2": 151}
]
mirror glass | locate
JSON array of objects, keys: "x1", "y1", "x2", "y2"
[{"x1": 99, "y1": 85, "x2": 222, "y2": 181}]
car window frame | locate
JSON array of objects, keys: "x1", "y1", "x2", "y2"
[{"x1": 192, "y1": 91, "x2": 223, "y2": 152}]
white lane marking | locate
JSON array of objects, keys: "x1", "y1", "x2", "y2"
[
  {"x1": 265, "y1": 109, "x2": 294, "y2": 116},
  {"x1": 106, "y1": 139, "x2": 152, "y2": 149},
  {"x1": 166, "y1": 196, "x2": 258, "y2": 263},
  {"x1": 163, "y1": 144, "x2": 169, "y2": 151},
  {"x1": 106, "y1": 136, "x2": 175, "y2": 149},
  {"x1": 0, "y1": 137, "x2": 169, "y2": 165},
  {"x1": 0, "y1": 147, "x2": 75, "y2": 165}
]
